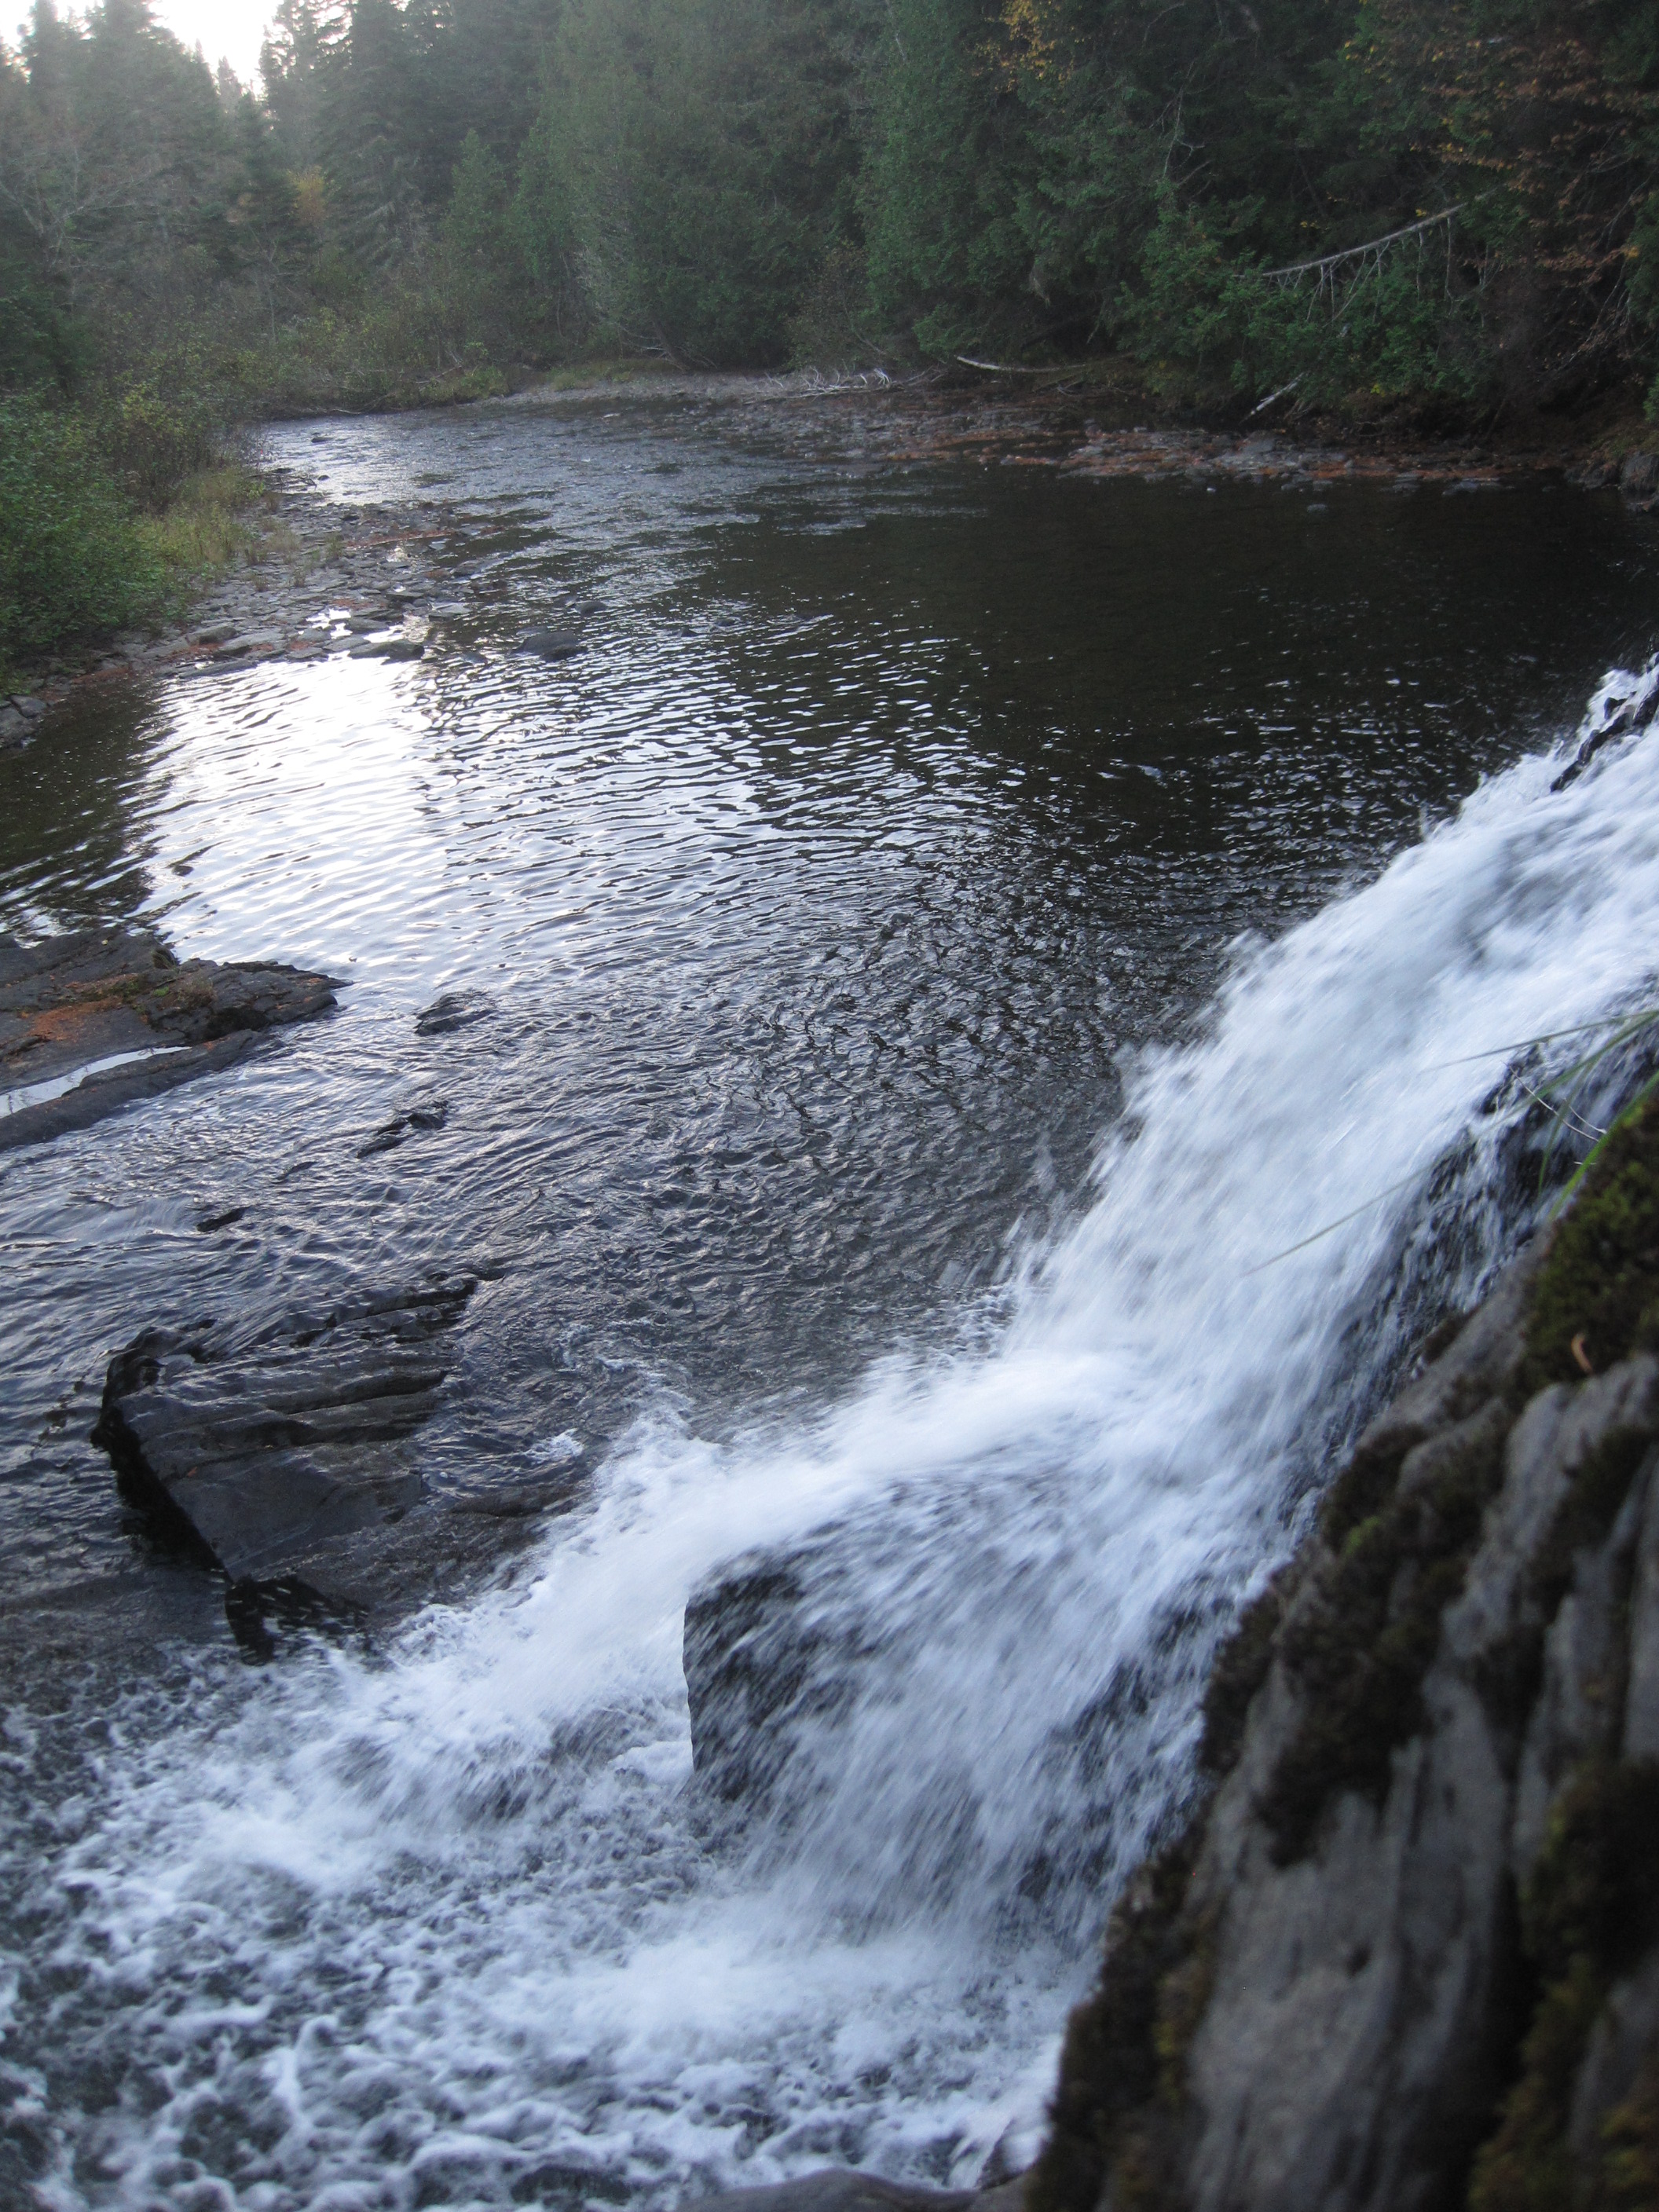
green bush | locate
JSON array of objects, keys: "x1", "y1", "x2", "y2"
[
  {"x1": 1122, "y1": 194, "x2": 1492, "y2": 411},
  {"x1": 92, "y1": 373, "x2": 220, "y2": 511},
  {"x1": 0, "y1": 397, "x2": 165, "y2": 673}
]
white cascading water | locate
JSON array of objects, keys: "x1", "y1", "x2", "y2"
[{"x1": 18, "y1": 661, "x2": 1659, "y2": 2212}]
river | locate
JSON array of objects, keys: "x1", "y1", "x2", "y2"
[{"x1": 4, "y1": 387, "x2": 1659, "y2": 2210}]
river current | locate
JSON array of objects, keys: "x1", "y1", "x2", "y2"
[{"x1": 4, "y1": 390, "x2": 1659, "y2": 2210}]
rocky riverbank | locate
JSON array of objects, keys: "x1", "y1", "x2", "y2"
[{"x1": 0, "y1": 463, "x2": 478, "y2": 749}]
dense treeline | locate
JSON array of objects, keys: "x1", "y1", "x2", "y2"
[
  {"x1": 5, "y1": 0, "x2": 1659, "y2": 406},
  {"x1": 4, "y1": 0, "x2": 1659, "y2": 661}
]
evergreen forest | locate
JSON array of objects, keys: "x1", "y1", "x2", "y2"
[{"x1": 5, "y1": 0, "x2": 1659, "y2": 658}]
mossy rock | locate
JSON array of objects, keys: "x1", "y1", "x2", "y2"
[
  {"x1": 1033, "y1": 1090, "x2": 1659, "y2": 2212},
  {"x1": 1469, "y1": 1760, "x2": 1659, "y2": 2212},
  {"x1": 1523, "y1": 1097, "x2": 1659, "y2": 1397},
  {"x1": 1026, "y1": 1833, "x2": 1199, "y2": 2212},
  {"x1": 1261, "y1": 1400, "x2": 1511, "y2": 1865},
  {"x1": 1197, "y1": 1577, "x2": 1284, "y2": 1776}
]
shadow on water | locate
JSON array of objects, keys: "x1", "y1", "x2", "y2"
[{"x1": 0, "y1": 679, "x2": 169, "y2": 932}]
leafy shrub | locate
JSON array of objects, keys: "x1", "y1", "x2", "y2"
[
  {"x1": 0, "y1": 396, "x2": 164, "y2": 672},
  {"x1": 1126, "y1": 195, "x2": 1492, "y2": 410},
  {"x1": 93, "y1": 374, "x2": 221, "y2": 510}
]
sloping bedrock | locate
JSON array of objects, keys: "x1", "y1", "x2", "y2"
[{"x1": 0, "y1": 925, "x2": 339, "y2": 1150}]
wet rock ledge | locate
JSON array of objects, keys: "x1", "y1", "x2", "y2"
[
  {"x1": 93, "y1": 1280, "x2": 477, "y2": 1652},
  {"x1": 0, "y1": 925, "x2": 338, "y2": 1151}
]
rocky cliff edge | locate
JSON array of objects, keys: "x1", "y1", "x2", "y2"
[{"x1": 1028, "y1": 1101, "x2": 1659, "y2": 2212}]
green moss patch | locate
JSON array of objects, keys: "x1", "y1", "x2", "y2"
[
  {"x1": 1320, "y1": 1430, "x2": 1415, "y2": 1551},
  {"x1": 1523, "y1": 1098, "x2": 1659, "y2": 1398},
  {"x1": 1599, "y1": 2053, "x2": 1659, "y2": 2212},
  {"x1": 1260, "y1": 1402, "x2": 1511, "y2": 1866},
  {"x1": 1469, "y1": 1954, "x2": 1604, "y2": 2212},
  {"x1": 1026, "y1": 1833, "x2": 1199, "y2": 2212},
  {"x1": 1524, "y1": 1759, "x2": 1659, "y2": 1979},
  {"x1": 1198, "y1": 1578, "x2": 1286, "y2": 1777}
]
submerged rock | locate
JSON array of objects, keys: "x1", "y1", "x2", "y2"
[
  {"x1": 1027, "y1": 1100, "x2": 1659, "y2": 2212},
  {"x1": 0, "y1": 926, "x2": 339, "y2": 1151},
  {"x1": 357, "y1": 1097, "x2": 449, "y2": 1156},
  {"x1": 416, "y1": 989, "x2": 496, "y2": 1037},
  {"x1": 683, "y1": 1555, "x2": 820, "y2": 1807},
  {"x1": 521, "y1": 626, "x2": 584, "y2": 659},
  {"x1": 91, "y1": 1278, "x2": 476, "y2": 1632}
]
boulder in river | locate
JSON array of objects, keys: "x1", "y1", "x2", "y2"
[
  {"x1": 1, "y1": 927, "x2": 339, "y2": 1151},
  {"x1": 91, "y1": 1278, "x2": 476, "y2": 1641},
  {"x1": 683, "y1": 1555, "x2": 819, "y2": 1807}
]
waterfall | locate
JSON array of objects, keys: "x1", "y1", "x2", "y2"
[{"x1": 15, "y1": 662, "x2": 1659, "y2": 2212}]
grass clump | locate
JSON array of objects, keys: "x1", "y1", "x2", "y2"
[{"x1": 138, "y1": 466, "x2": 261, "y2": 582}]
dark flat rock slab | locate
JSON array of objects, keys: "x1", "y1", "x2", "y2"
[
  {"x1": 91, "y1": 1280, "x2": 476, "y2": 1621},
  {"x1": 0, "y1": 925, "x2": 339, "y2": 1150}
]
